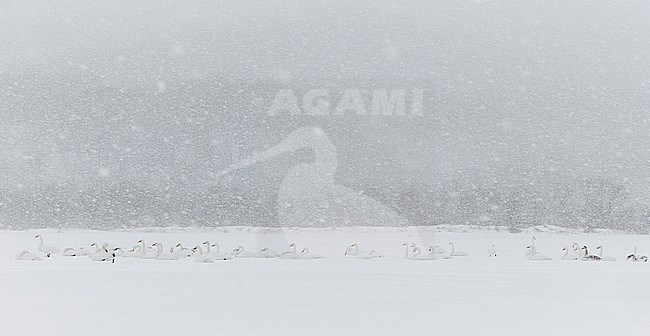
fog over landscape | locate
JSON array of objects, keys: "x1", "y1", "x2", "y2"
[{"x1": 1, "y1": 1, "x2": 649, "y2": 231}]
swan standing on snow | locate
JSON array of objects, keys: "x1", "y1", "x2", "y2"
[
  {"x1": 526, "y1": 245, "x2": 551, "y2": 260},
  {"x1": 300, "y1": 247, "x2": 324, "y2": 259},
  {"x1": 448, "y1": 242, "x2": 468, "y2": 256},
  {"x1": 561, "y1": 247, "x2": 578, "y2": 260},
  {"x1": 15, "y1": 250, "x2": 42, "y2": 261},
  {"x1": 35, "y1": 234, "x2": 60, "y2": 256},
  {"x1": 580, "y1": 246, "x2": 602, "y2": 261},
  {"x1": 595, "y1": 245, "x2": 616, "y2": 262},
  {"x1": 281, "y1": 243, "x2": 301, "y2": 259},
  {"x1": 345, "y1": 243, "x2": 382, "y2": 259}
]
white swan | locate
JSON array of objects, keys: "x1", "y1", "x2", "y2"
[
  {"x1": 402, "y1": 242, "x2": 410, "y2": 259},
  {"x1": 136, "y1": 239, "x2": 158, "y2": 259},
  {"x1": 525, "y1": 236, "x2": 537, "y2": 258},
  {"x1": 448, "y1": 242, "x2": 468, "y2": 256},
  {"x1": 345, "y1": 243, "x2": 381, "y2": 259},
  {"x1": 281, "y1": 243, "x2": 301, "y2": 259},
  {"x1": 300, "y1": 247, "x2": 324, "y2": 259},
  {"x1": 124, "y1": 245, "x2": 141, "y2": 258},
  {"x1": 570, "y1": 242, "x2": 582, "y2": 260},
  {"x1": 151, "y1": 243, "x2": 180, "y2": 260},
  {"x1": 595, "y1": 245, "x2": 616, "y2": 262},
  {"x1": 427, "y1": 246, "x2": 450, "y2": 260},
  {"x1": 172, "y1": 243, "x2": 193, "y2": 257},
  {"x1": 232, "y1": 246, "x2": 256, "y2": 258},
  {"x1": 34, "y1": 234, "x2": 60, "y2": 255},
  {"x1": 90, "y1": 245, "x2": 115, "y2": 262},
  {"x1": 255, "y1": 247, "x2": 280, "y2": 258},
  {"x1": 62, "y1": 248, "x2": 78, "y2": 257},
  {"x1": 488, "y1": 244, "x2": 498, "y2": 257},
  {"x1": 204, "y1": 241, "x2": 233, "y2": 260},
  {"x1": 409, "y1": 246, "x2": 434, "y2": 260},
  {"x1": 627, "y1": 247, "x2": 648, "y2": 262},
  {"x1": 561, "y1": 247, "x2": 578, "y2": 260},
  {"x1": 191, "y1": 245, "x2": 216, "y2": 263},
  {"x1": 580, "y1": 246, "x2": 602, "y2": 261},
  {"x1": 526, "y1": 245, "x2": 551, "y2": 260},
  {"x1": 15, "y1": 250, "x2": 42, "y2": 261}
]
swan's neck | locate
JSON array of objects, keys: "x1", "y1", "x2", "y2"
[
  {"x1": 37, "y1": 236, "x2": 44, "y2": 246},
  {"x1": 354, "y1": 245, "x2": 360, "y2": 254},
  {"x1": 214, "y1": 243, "x2": 220, "y2": 254},
  {"x1": 450, "y1": 243, "x2": 455, "y2": 254},
  {"x1": 404, "y1": 244, "x2": 409, "y2": 258},
  {"x1": 204, "y1": 242, "x2": 211, "y2": 253},
  {"x1": 291, "y1": 245, "x2": 296, "y2": 254}
]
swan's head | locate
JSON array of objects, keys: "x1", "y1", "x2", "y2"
[
  {"x1": 428, "y1": 247, "x2": 434, "y2": 252},
  {"x1": 301, "y1": 247, "x2": 310, "y2": 254},
  {"x1": 152, "y1": 242, "x2": 160, "y2": 247},
  {"x1": 34, "y1": 235, "x2": 40, "y2": 239},
  {"x1": 411, "y1": 243, "x2": 417, "y2": 248},
  {"x1": 202, "y1": 241, "x2": 210, "y2": 245},
  {"x1": 562, "y1": 247, "x2": 567, "y2": 252},
  {"x1": 596, "y1": 245, "x2": 603, "y2": 250},
  {"x1": 289, "y1": 242, "x2": 296, "y2": 247},
  {"x1": 526, "y1": 245, "x2": 532, "y2": 250},
  {"x1": 448, "y1": 242, "x2": 453, "y2": 245},
  {"x1": 137, "y1": 239, "x2": 144, "y2": 243},
  {"x1": 581, "y1": 245, "x2": 588, "y2": 251},
  {"x1": 175, "y1": 243, "x2": 182, "y2": 247},
  {"x1": 260, "y1": 247, "x2": 269, "y2": 252},
  {"x1": 402, "y1": 243, "x2": 407, "y2": 247},
  {"x1": 351, "y1": 243, "x2": 358, "y2": 247},
  {"x1": 532, "y1": 236, "x2": 536, "y2": 241}
]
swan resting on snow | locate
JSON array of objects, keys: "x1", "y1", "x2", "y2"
[
  {"x1": 561, "y1": 247, "x2": 578, "y2": 260},
  {"x1": 580, "y1": 246, "x2": 601, "y2": 261},
  {"x1": 627, "y1": 247, "x2": 648, "y2": 262},
  {"x1": 526, "y1": 245, "x2": 551, "y2": 261},
  {"x1": 301, "y1": 247, "x2": 324, "y2": 259},
  {"x1": 595, "y1": 245, "x2": 616, "y2": 262},
  {"x1": 15, "y1": 250, "x2": 42, "y2": 261},
  {"x1": 448, "y1": 242, "x2": 468, "y2": 256},
  {"x1": 345, "y1": 243, "x2": 382, "y2": 259}
]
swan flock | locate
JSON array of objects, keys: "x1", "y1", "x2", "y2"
[{"x1": 13, "y1": 234, "x2": 647, "y2": 265}]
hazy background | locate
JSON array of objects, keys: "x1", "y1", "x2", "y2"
[{"x1": 1, "y1": 1, "x2": 649, "y2": 231}]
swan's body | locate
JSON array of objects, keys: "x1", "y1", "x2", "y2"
[
  {"x1": 580, "y1": 246, "x2": 602, "y2": 261},
  {"x1": 300, "y1": 247, "x2": 324, "y2": 259},
  {"x1": 15, "y1": 250, "x2": 42, "y2": 261},
  {"x1": 204, "y1": 241, "x2": 233, "y2": 260},
  {"x1": 428, "y1": 246, "x2": 451, "y2": 260},
  {"x1": 488, "y1": 244, "x2": 498, "y2": 257},
  {"x1": 255, "y1": 247, "x2": 280, "y2": 258},
  {"x1": 90, "y1": 245, "x2": 115, "y2": 262},
  {"x1": 526, "y1": 245, "x2": 551, "y2": 260},
  {"x1": 561, "y1": 247, "x2": 578, "y2": 260},
  {"x1": 35, "y1": 235, "x2": 60, "y2": 255},
  {"x1": 448, "y1": 242, "x2": 468, "y2": 256},
  {"x1": 595, "y1": 245, "x2": 616, "y2": 262}
]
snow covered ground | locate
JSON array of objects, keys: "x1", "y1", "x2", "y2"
[{"x1": 2, "y1": 227, "x2": 649, "y2": 336}]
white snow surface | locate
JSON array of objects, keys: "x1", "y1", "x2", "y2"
[{"x1": 2, "y1": 226, "x2": 649, "y2": 336}]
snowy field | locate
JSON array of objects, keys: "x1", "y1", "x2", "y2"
[{"x1": 2, "y1": 227, "x2": 649, "y2": 336}]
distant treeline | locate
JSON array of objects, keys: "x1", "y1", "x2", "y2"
[{"x1": 1, "y1": 176, "x2": 648, "y2": 234}]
